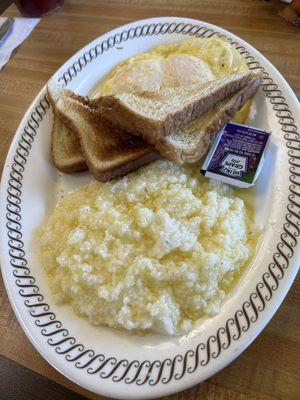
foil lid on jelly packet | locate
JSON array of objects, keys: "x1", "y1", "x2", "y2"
[{"x1": 201, "y1": 122, "x2": 270, "y2": 188}]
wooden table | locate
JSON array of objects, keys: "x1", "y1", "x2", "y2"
[{"x1": 0, "y1": 1, "x2": 299, "y2": 399}]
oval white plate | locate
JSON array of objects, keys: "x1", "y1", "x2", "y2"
[{"x1": 1, "y1": 17, "x2": 299, "y2": 400}]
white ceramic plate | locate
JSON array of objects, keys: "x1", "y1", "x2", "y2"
[{"x1": 1, "y1": 17, "x2": 299, "y2": 400}]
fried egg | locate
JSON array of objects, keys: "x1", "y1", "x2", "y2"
[
  {"x1": 162, "y1": 53, "x2": 215, "y2": 87},
  {"x1": 97, "y1": 38, "x2": 251, "y2": 123},
  {"x1": 102, "y1": 55, "x2": 164, "y2": 94}
]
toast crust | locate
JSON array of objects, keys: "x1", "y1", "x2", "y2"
[
  {"x1": 50, "y1": 117, "x2": 87, "y2": 173},
  {"x1": 47, "y1": 81, "x2": 88, "y2": 173},
  {"x1": 57, "y1": 97, "x2": 160, "y2": 182}
]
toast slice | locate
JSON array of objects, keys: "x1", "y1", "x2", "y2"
[
  {"x1": 56, "y1": 97, "x2": 160, "y2": 181},
  {"x1": 99, "y1": 71, "x2": 261, "y2": 144},
  {"x1": 155, "y1": 74, "x2": 262, "y2": 164},
  {"x1": 47, "y1": 80, "x2": 87, "y2": 173}
]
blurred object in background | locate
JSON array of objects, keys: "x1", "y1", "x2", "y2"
[
  {"x1": 279, "y1": 0, "x2": 300, "y2": 25},
  {"x1": 14, "y1": 0, "x2": 64, "y2": 17},
  {"x1": 0, "y1": 17, "x2": 40, "y2": 70}
]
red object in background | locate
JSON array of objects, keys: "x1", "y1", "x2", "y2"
[{"x1": 14, "y1": 0, "x2": 64, "y2": 17}]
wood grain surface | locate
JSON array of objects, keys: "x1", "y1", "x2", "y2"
[{"x1": 0, "y1": 1, "x2": 299, "y2": 399}]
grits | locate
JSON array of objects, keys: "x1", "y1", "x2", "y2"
[{"x1": 38, "y1": 161, "x2": 258, "y2": 336}]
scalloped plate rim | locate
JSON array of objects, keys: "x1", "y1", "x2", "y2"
[{"x1": 0, "y1": 16, "x2": 299, "y2": 399}]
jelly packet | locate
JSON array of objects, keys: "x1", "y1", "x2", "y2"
[{"x1": 201, "y1": 122, "x2": 270, "y2": 188}]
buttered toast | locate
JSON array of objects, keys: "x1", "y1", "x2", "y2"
[
  {"x1": 57, "y1": 97, "x2": 160, "y2": 181},
  {"x1": 98, "y1": 71, "x2": 261, "y2": 144},
  {"x1": 155, "y1": 74, "x2": 262, "y2": 164},
  {"x1": 49, "y1": 69, "x2": 262, "y2": 179}
]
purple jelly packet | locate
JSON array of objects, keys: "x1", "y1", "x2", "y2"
[{"x1": 201, "y1": 122, "x2": 270, "y2": 188}]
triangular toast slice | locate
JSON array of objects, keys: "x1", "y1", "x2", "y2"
[
  {"x1": 56, "y1": 97, "x2": 160, "y2": 181},
  {"x1": 47, "y1": 80, "x2": 87, "y2": 173},
  {"x1": 99, "y1": 70, "x2": 261, "y2": 144},
  {"x1": 155, "y1": 74, "x2": 262, "y2": 164}
]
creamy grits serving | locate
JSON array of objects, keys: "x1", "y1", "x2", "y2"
[
  {"x1": 39, "y1": 38, "x2": 261, "y2": 336},
  {"x1": 38, "y1": 161, "x2": 259, "y2": 336}
]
